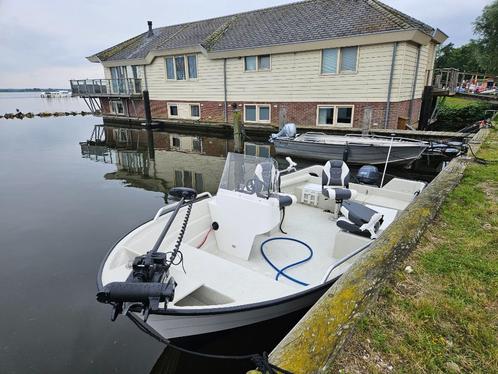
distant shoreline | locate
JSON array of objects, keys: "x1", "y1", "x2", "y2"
[{"x1": 0, "y1": 88, "x2": 69, "y2": 93}]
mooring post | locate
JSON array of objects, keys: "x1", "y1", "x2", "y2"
[
  {"x1": 233, "y1": 107, "x2": 244, "y2": 153},
  {"x1": 143, "y1": 90, "x2": 152, "y2": 129}
]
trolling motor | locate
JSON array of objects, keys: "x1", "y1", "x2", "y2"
[{"x1": 97, "y1": 187, "x2": 198, "y2": 322}]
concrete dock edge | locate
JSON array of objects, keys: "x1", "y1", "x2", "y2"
[{"x1": 268, "y1": 128, "x2": 491, "y2": 374}]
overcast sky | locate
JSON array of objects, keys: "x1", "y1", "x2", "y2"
[{"x1": 0, "y1": 0, "x2": 492, "y2": 88}]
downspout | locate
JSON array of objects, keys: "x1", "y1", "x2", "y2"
[
  {"x1": 408, "y1": 45, "x2": 422, "y2": 126},
  {"x1": 384, "y1": 42, "x2": 398, "y2": 129},
  {"x1": 223, "y1": 58, "x2": 228, "y2": 123},
  {"x1": 143, "y1": 64, "x2": 148, "y2": 90}
]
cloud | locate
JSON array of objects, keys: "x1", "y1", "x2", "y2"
[{"x1": 0, "y1": 0, "x2": 493, "y2": 88}]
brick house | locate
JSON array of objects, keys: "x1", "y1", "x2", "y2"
[{"x1": 72, "y1": 0, "x2": 447, "y2": 129}]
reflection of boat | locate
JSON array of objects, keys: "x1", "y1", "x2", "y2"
[
  {"x1": 273, "y1": 132, "x2": 428, "y2": 165},
  {"x1": 96, "y1": 152, "x2": 425, "y2": 340}
]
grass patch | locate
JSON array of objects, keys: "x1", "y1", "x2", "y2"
[
  {"x1": 444, "y1": 97, "x2": 481, "y2": 108},
  {"x1": 333, "y1": 129, "x2": 498, "y2": 373}
]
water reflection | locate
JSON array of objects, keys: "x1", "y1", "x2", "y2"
[{"x1": 80, "y1": 125, "x2": 235, "y2": 200}]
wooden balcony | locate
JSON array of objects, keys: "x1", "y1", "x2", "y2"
[{"x1": 70, "y1": 79, "x2": 143, "y2": 98}]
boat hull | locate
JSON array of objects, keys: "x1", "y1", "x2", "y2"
[
  {"x1": 131, "y1": 280, "x2": 333, "y2": 340},
  {"x1": 274, "y1": 138, "x2": 426, "y2": 165}
]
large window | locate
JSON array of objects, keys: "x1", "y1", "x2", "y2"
[
  {"x1": 165, "y1": 54, "x2": 198, "y2": 80},
  {"x1": 244, "y1": 104, "x2": 271, "y2": 123},
  {"x1": 317, "y1": 105, "x2": 354, "y2": 127},
  {"x1": 321, "y1": 47, "x2": 358, "y2": 74},
  {"x1": 244, "y1": 55, "x2": 271, "y2": 71},
  {"x1": 174, "y1": 170, "x2": 204, "y2": 191}
]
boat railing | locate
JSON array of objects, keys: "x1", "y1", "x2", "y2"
[
  {"x1": 153, "y1": 192, "x2": 213, "y2": 221},
  {"x1": 344, "y1": 133, "x2": 427, "y2": 144},
  {"x1": 321, "y1": 241, "x2": 373, "y2": 284}
]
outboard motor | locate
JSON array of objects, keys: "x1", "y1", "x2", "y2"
[
  {"x1": 357, "y1": 165, "x2": 380, "y2": 185},
  {"x1": 269, "y1": 123, "x2": 297, "y2": 142}
]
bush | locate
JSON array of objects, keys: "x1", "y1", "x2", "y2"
[{"x1": 438, "y1": 100, "x2": 492, "y2": 123}]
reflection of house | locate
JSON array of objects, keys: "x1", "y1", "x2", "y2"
[{"x1": 74, "y1": 0, "x2": 447, "y2": 129}]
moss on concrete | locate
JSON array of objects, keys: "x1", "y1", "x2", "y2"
[
  {"x1": 269, "y1": 130, "x2": 491, "y2": 374},
  {"x1": 332, "y1": 128, "x2": 498, "y2": 373}
]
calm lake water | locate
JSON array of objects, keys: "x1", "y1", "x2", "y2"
[{"x1": 0, "y1": 93, "x2": 295, "y2": 374}]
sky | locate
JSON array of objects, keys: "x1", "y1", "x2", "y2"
[{"x1": 0, "y1": 0, "x2": 493, "y2": 88}]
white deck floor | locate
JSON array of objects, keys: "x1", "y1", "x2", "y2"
[{"x1": 204, "y1": 203, "x2": 343, "y2": 287}]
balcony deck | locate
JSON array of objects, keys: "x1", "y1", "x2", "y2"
[{"x1": 70, "y1": 79, "x2": 143, "y2": 98}]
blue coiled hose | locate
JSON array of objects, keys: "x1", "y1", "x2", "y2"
[{"x1": 260, "y1": 237, "x2": 313, "y2": 286}]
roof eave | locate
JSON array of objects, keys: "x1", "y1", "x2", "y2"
[
  {"x1": 86, "y1": 55, "x2": 101, "y2": 63},
  {"x1": 431, "y1": 28, "x2": 448, "y2": 44}
]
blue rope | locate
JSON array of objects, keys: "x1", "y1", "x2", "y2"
[{"x1": 260, "y1": 237, "x2": 313, "y2": 286}]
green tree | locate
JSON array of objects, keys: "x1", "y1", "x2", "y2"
[{"x1": 474, "y1": 0, "x2": 498, "y2": 74}]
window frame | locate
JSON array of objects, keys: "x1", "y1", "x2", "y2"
[
  {"x1": 165, "y1": 54, "x2": 198, "y2": 80},
  {"x1": 190, "y1": 103, "x2": 201, "y2": 119},
  {"x1": 316, "y1": 105, "x2": 354, "y2": 127},
  {"x1": 110, "y1": 99, "x2": 125, "y2": 115},
  {"x1": 244, "y1": 104, "x2": 271, "y2": 123},
  {"x1": 168, "y1": 103, "x2": 179, "y2": 118},
  {"x1": 244, "y1": 55, "x2": 272, "y2": 72},
  {"x1": 320, "y1": 47, "x2": 359, "y2": 75}
]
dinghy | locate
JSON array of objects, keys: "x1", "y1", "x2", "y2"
[
  {"x1": 272, "y1": 131, "x2": 428, "y2": 165},
  {"x1": 96, "y1": 153, "x2": 425, "y2": 340}
]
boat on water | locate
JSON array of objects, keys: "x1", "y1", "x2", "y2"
[
  {"x1": 40, "y1": 91, "x2": 71, "y2": 98},
  {"x1": 271, "y1": 127, "x2": 428, "y2": 165},
  {"x1": 96, "y1": 152, "x2": 425, "y2": 340}
]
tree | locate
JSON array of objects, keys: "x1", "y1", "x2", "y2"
[
  {"x1": 437, "y1": 0, "x2": 498, "y2": 75},
  {"x1": 474, "y1": 0, "x2": 498, "y2": 75}
]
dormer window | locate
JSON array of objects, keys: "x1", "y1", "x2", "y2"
[
  {"x1": 166, "y1": 54, "x2": 198, "y2": 80},
  {"x1": 244, "y1": 55, "x2": 271, "y2": 71}
]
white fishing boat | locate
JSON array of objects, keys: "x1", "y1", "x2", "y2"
[{"x1": 97, "y1": 153, "x2": 425, "y2": 340}]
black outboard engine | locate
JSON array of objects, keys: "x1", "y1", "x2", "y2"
[
  {"x1": 357, "y1": 165, "x2": 380, "y2": 185},
  {"x1": 97, "y1": 187, "x2": 197, "y2": 322}
]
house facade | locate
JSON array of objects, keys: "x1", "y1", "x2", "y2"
[{"x1": 74, "y1": 0, "x2": 447, "y2": 129}]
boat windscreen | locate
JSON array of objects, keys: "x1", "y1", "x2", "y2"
[{"x1": 218, "y1": 152, "x2": 278, "y2": 194}]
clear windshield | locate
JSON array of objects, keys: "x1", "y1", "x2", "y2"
[{"x1": 218, "y1": 152, "x2": 278, "y2": 195}]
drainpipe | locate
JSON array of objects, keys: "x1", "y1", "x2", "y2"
[
  {"x1": 384, "y1": 42, "x2": 398, "y2": 129},
  {"x1": 223, "y1": 58, "x2": 228, "y2": 122},
  {"x1": 408, "y1": 45, "x2": 422, "y2": 126},
  {"x1": 143, "y1": 64, "x2": 148, "y2": 90}
]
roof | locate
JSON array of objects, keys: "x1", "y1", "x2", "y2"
[{"x1": 90, "y1": 0, "x2": 442, "y2": 62}]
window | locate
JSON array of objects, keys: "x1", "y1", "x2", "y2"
[
  {"x1": 321, "y1": 48, "x2": 338, "y2": 74},
  {"x1": 318, "y1": 107, "x2": 334, "y2": 125},
  {"x1": 244, "y1": 55, "x2": 271, "y2": 71},
  {"x1": 166, "y1": 54, "x2": 197, "y2": 80},
  {"x1": 340, "y1": 47, "x2": 358, "y2": 73},
  {"x1": 317, "y1": 105, "x2": 354, "y2": 127},
  {"x1": 187, "y1": 55, "x2": 197, "y2": 78},
  {"x1": 321, "y1": 47, "x2": 358, "y2": 74},
  {"x1": 175, "y1": 56, "x2": 185, "y2": 80},
  {"x1": 172, "y1": 136, "x2": 181, "y2": 148},
  {"x1": 166, "y1": 58, "x2": 175, "y2": 79},
  {"x1": 190, "y1": 104, "x2": 200, "y2": 118},
  {"x1": 244, "y1": 104, "x2": 271, "y2": 123},
  {"x1": 110, "y1": 100, "x2": 125, "y2": 115},
  {"x1": 337, "y1": 106, "x2": 353, "y2": 125},
  {"x1": 174, "y1": 170, "x2": 204, "y2": 191},
  {"x1": 258, "y1": 55, "x2": 271, "y2": 70},
  {"x1": 169, "y1": 104, "x2": 178, "y2": 117}
]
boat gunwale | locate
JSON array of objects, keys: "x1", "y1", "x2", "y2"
[{"x1": 96, "y1": 197, "x2": 340, "y2": 317}]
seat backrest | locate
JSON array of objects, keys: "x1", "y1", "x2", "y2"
[
  {"x1": 322, "y1": 160, "x2": 350, "y2": 188},
  {"x1": 254, "y1": 161, "x2": 277, "y2": 193}
]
